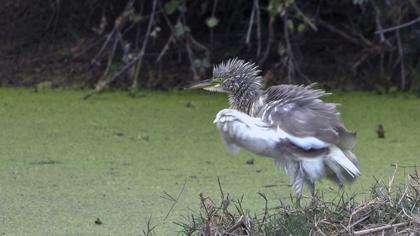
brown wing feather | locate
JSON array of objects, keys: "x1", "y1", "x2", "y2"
[{"x1": 260, "y1": 84, "x2": 343, "y2": 144}]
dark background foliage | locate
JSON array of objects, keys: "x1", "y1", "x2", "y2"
[{"x1": 1, "y1": 0, "x2": 420, "y2": 93}]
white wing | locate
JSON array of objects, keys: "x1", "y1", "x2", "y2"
[
  {"x1": 214, "y1": 109, "x2": 279, "y2": 157},
  {"x1": 214, "y1": 109, "x2": 329, "y2": 154}
]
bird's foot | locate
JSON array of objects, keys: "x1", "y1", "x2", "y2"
[
  {"x1": 294, "y1": 199, "x2": 301, "y2": 208},
  {"x1": 293, "y1": 195, "x2": 302, "y2": 208}
]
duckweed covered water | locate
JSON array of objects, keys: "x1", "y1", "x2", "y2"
[{"x1": 0, "y1": 89, "x2": 419, "y2": 235}]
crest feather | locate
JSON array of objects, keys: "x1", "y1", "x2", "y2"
[{"x1": 213, "y1": 58, "x2": 262, "y2": 83}]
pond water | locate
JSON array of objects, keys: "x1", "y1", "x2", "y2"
[{"x1": 0, "y1": 89, "x2": 419, "y2": 235}]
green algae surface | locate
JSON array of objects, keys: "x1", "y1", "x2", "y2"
[{"x1": 0, "y1": 89, "x2": 419, "y2": 235}]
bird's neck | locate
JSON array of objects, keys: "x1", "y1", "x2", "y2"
[{"x1": 229, "y1": 84, "x2": 261, "y2": 115}]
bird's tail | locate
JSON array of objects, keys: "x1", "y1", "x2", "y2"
[{"x1": 325, "y1": 145, "x2": 361, "y2": 184}]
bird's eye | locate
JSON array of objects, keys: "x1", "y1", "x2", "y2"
[{"x1": 212, "y1": 77, "x2": 221, "y2": 84}]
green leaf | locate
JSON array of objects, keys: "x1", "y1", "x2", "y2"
[
  {"x1": 206, "y1": 16, "x2": 219, "y2": 28},
  {"x1": 193, "y1": 58, "x2": 202, "y2": 68},
  {"x1": 174, "y1": 22, "x2": 184, "y2": 37},
  {"x1": 202, "y1": 57, "x2": 210, "y2": 68},
  {"x1": 192, "y1": 58, "x2": 211, "y2": 68},
  {"x1": 110, "y1": 63, "x2": 121, "y2": 72},
  {"x1": 287, "y1": 20, "x2": 294, "y2": 31},
  {"x1": 164, "y1": 0, "x2": 179, "y2": 15},
  {"x1": 174, "y1": 22, "x2": 190, "y2": 37},
  {"x1": 268, "y1": 0, "x2": 282, "y2": 16},
  {"x1": 297, "y1": 23, "x2": 306, "y2": 33},
  {"x1": 285, "y1": 0, "x2": 294, "y2": 7},
  {"x1": 130, "y1": 14, "x2": 142, "y2": 23}
]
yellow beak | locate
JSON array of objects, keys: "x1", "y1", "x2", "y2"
[{"x1": 186, "y1": 79, "x2": 227, "y2": 93}]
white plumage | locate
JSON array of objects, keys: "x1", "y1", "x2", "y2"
[
  {"x1": 193, "y1": 58, "x2": 361, "y2": 201},
  {"x1": 214, "y1": 108, "x2": 360, "y2": 199}
]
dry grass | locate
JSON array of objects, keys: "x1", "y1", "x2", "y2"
[{"x1": 176, "y1": 169, "x2": 420, "y2": 235}]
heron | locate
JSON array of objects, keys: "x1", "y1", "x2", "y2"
[{"x1": 190, "y1": 58, "x2": 360, "y2": 202}]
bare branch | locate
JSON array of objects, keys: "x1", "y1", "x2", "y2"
[
  {"x1": 283, "y1": 13, "x2": 294, "y2": 83},
  {"x1": 318, "y1": 19, "x2": 366, "y2": 47},
  {"x1": 209, "y1": 0, "x2": 218, "y2": 46},
  {"x1": 131, "y1": 0, "x2": 158, "y2": 89},
  {"x1": 255, "y1": 0, "x2": 262, "y2": 57},
  {"x1": 375, "y1": 17, "x2": 420, "y2": 34},
  {"x1": 259, "y1": 15, "x2": 274, "y2": 65},
  {"x1": 293, "y1": 3, "x2": 317, "y2": 31},
  {"x1": 163, "y1": 181, "x2": 187, "y2": 221},
  {"x1": 245, "y1": 2, "x2": 255, "y2": 46},
  {"x1": 91, "y1": 0, "x2": 135, "y2": 65},
  {"x1": 408, "y1": 0, "x2": 420, "y2": 16},
  {"x1": 371, "y1": 1, "x2": 386, "y2": 43},
  {"x1": 185, "y1": 37, "x2": 199, "y2": 80},
  {"x1": 396, "y1": 28, "x2": 406, "y2": 90},
  {"x1": 156, "y1": 35, "x2": 174, "y2": 62}
]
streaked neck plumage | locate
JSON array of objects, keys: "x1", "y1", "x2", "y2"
[
  {"x1": 213, "y1": 58, "x2": 263, "y2": 115},
  {"x1": 229, "y1": 80, "x2": 262, "y2": 115}
]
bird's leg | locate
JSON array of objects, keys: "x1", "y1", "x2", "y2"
[
  {"x1": 305, "y1": 179, "x2": 316, "y2": 206},
  {"x1": 292, "y1": 162, "x2": 304, "y2": 208},
  {"x1": 305, "y1": 179, "x2": 315, "y2": 197},
  {"x1": 295, "y1": 196, "x2": 301, "y2": 208}
]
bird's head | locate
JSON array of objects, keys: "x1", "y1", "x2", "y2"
[{"x1": 189, "y1": 58, "x2": 262, "y2": 93}]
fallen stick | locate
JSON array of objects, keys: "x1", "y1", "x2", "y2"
[{"x1": 353, "y1": 222, "x2": 410, "y2": 235}]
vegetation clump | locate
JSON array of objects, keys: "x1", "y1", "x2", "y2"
[{"x1": 177, "y1": 171, "x2": 420, "y2": 235}]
